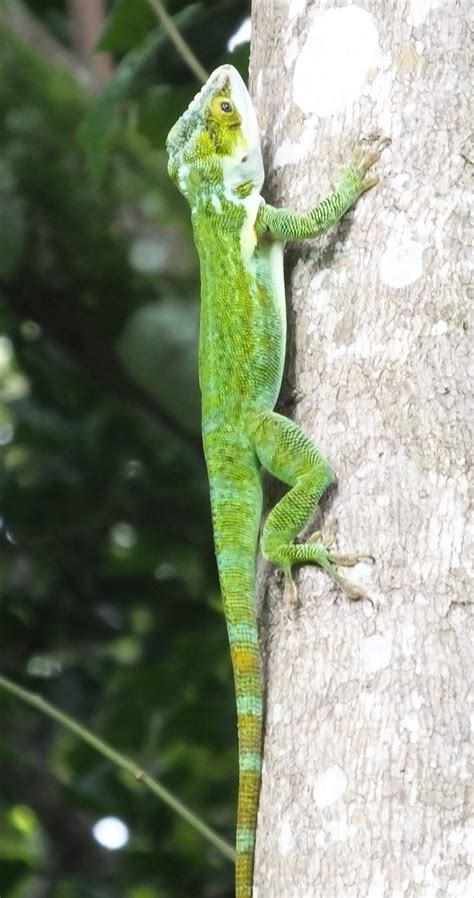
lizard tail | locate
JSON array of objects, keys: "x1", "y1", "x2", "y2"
[
  {"x1": 207, "y1": 456, "x2": 263, "y2": 897},
  {"x1": 226, "y1": 600, "x2": 263, "y2": 898}
]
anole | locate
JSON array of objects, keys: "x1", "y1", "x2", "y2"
[{"x1": 166, "y1": 64, "x2": 388, "y2": 898}]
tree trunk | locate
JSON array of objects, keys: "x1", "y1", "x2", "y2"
[{"x1": 250, "y1": 1, "x2": 472, "y2": 895}]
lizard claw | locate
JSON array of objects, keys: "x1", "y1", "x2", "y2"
[
  {"x1": 306, "y1": 531, "x2": 376, "y2": 605},
  {"x1": 329, "y1": 551, "x2": 376, "y2": 568},
  {"x1": 283, "y1": 570, "x2": 299, "y2": 605},
  {"x1": 325, "y1": 538, "x2": 376, "y2": 604},
  {"x1": 309, "y1": 518, "x2": 338, "y2": 550},
  {"x1": 331, "y1": 569, "x2": 375, "y2": 606},
  {"x1": 354, "y1": 136, "x2": 391, "y2": 191}
]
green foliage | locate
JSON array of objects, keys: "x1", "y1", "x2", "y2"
[
  {"x1": 78, "y1": 20, "x2": 184, "y2": 181},
  {"x1": 0, "y1": 165, "x2": 26, "y2": 280},
  {"x1": 0, "y1": 0, "x2": 251, "y2": 895},
  {"x1": 99, "y1": 0, "x2": 157, "y2": 53}
]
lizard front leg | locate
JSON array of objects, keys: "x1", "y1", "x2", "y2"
[
  {"x1": 249, "y1": 410, "x2": 372, "y2": 601},
  {"x1": 257, "y1": 138, "x2": 390, "y2": 241}
]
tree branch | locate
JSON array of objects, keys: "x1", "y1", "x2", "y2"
[
  {"x1": 147, "y1": 0, "x2": 208, "y2": 82},
  {"x1": 0, "y1": 672, "x2": 236, "y2": 863}
]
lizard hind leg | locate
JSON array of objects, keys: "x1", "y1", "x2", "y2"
[{"x1": 250, "y1": 410, "x2": 371, "y2": 602}]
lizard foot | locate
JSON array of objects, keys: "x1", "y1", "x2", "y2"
[
  {"x1": 353, "y1": 137, "x2": 391, "y2": 191},
  {"x1": 328, "y1": 567, "x2": 374, "y2": 604},
  {"x1": 308, "y1": 520, "x2": 375, "y2": 565},
  {"x1": 280, "y1": 540, "x2": 375, "y2": 605},
  {"x1": 307, "y1": 526, "x2": 375, "y2": 603},
  {"x1": 326, "y1": 549, "x2": 375, "y2": 604}
]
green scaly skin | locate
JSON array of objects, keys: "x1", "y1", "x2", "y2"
[{"x1": 166, "y1": 65, "x2": 388, "y2": 898}]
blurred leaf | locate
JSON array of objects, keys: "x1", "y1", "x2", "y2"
[
  {"x1": 0, "y1": 860, "x2": 31, "y2": 892},
  {"x1": 77, "y1": 25, "x2": 163, "y2": 181},
  {"x1": 8, "y1": 804, "x2": 40, "y2": 836},
  {"x1": 136, "y1": 82, "x2": 194, "y2": 147},
  {"x1": 98, "y1": 0, "x2": 156, "y2": 53},
  {"x1": 116, "y1": 300, "x2": 200, "y2": 432},
  {"x1": 0, "y1": 165, "x2": 26, "y2": 282}
]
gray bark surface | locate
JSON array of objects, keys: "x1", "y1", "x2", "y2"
[{"x1": 250, "y1": 1, "x2": 472, "y2": 895}]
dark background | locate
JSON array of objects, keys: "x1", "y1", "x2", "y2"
[{"x1": 0, "y1": 1, "x2": 251, "y2": 895}]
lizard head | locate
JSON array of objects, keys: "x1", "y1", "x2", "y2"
[{"x1": 166, "y1": 64, "x2": 264, "y2": 203}]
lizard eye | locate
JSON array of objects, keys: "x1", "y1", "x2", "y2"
[{"x1": 209, "y1": 95, "x2": 240, "y2": 124}]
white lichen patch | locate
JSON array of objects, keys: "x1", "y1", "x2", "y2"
[
  {"x1": 312, "y1": 765, "x2": 348, "y2": 808},
  {"x1": 408, "y1": 0, "x2": 443, "y2": 28},
  {"x1": 284, "y1": 36, "x2": 301, "y2": 69},
  {"x1": 329, "y1": 329, "x2": 414, "y2": 364},
  {"x1": 293, "y1": 6, "x2": 381, "y2": 116},
  {"x1": 380, "y1": 238, "x2": 425, "y2": 288},
  {"x1": 447, "y1": 825, "x2": 474, "y2": 853},
  {"x1": 278, "y1": 816, "x2": 295, "y2": 855},
  {"x1": 315, "y1": 829, "x2": 326, "y2": 848},
  {"x1": 398, "y1": 621, "x2": 417, "y2": 657},
  {"x1": 367, "y1": 870, "x2": 386, "y2": 898},
  {"x1": 410, "y1": 691, "x2": 426, "y2": 711},
  {"x1": 424, "y1": 474, "x2": 466, "y2": 571},
  {"x1": 430, "y1": 320, "x2": 449, "y2": 336},
  {"x1": 274, "y1": 139, "x2": 307, "y2": 168},
  {"x1": 274, "y1": 124, "x2": 317, "y2": 169},
  {"x1": 401, "y1": 711, "x2": 421, "y2": 743},
  {"x1": 447, "y1": 874, "x2": 474, "y2": 898},
  {"x1": 289, "y1": 0, "x2": 306, "y2": 19},
  {"x1": 271, "y1": 702, "x2": 283, "y2": 723},
  {"x1": 360, "y1": 634, "x2": 392, "y2": 674},
  {"x1": 326, "y1": 817, "x2": 355, "y2": 842}
]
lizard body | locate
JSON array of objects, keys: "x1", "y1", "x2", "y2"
[{"x1": 166, "y1": 64, "x2": 387, "y2": 898}]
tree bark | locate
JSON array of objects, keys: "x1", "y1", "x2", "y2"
[{"x1": 250, "y1": 1, "x2": 472, "y2": 895}]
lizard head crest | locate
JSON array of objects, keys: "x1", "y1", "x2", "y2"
[{"x1": 166, "y1": 65, "x2": 263, "y2": 203}]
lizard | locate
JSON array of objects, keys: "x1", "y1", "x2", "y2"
[{"x1": 166, "y1": 63, "x2": 388, "y2": 898}]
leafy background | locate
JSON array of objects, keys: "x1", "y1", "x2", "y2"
[{"x1": 0, "y1": 1, "x2": 250, "y2": 895}]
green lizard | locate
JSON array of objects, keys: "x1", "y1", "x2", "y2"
[{"x1": 166, "y1": 64, "x2": 387, "y2": 898}]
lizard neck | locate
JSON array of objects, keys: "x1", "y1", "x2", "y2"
[{"x1": 177, "y1": 146, "x2": 263, "y2": 209}]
